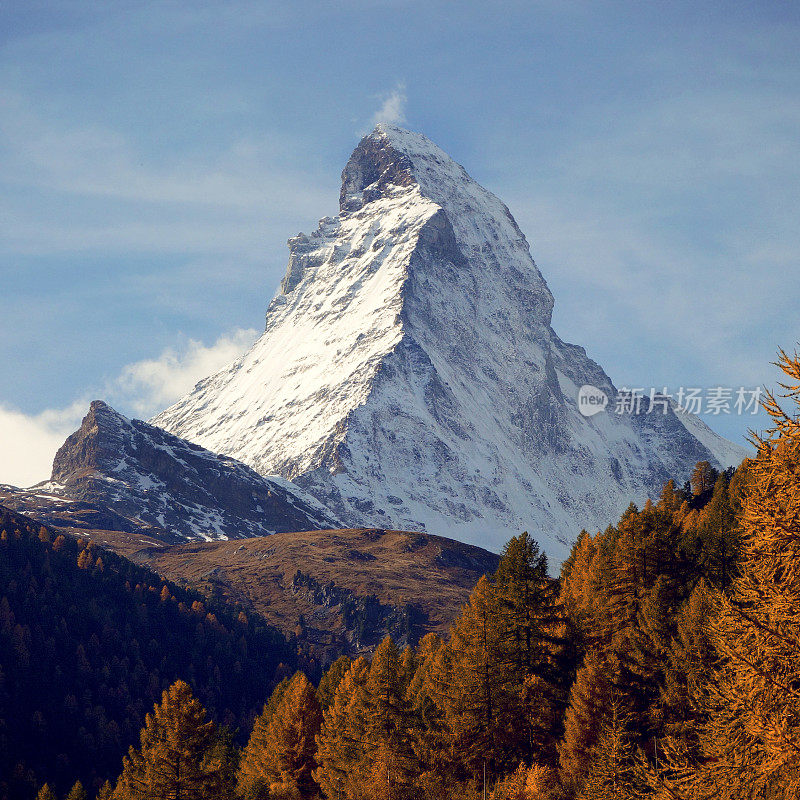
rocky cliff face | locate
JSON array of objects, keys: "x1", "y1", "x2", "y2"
[
  {"x1": 37, "y1": 400, "x2": 340, "y2": 542},
  {"x1": 152, "y1": 125, "x2": 748, "y2": 560}
]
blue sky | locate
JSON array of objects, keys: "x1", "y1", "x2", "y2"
[{"x1": 1, "y1": 0, "x2": 799, "y2": 485}]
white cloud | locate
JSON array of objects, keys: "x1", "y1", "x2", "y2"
[
  {"x1": 110, "y1": 328, "x2": 259, "y2": 416},
  {"x1": 0, "y1": 400, "x2": 87, "y2": 487},
  {"x1": 0, "y1": 328, "x2": 259, "y2": 488},
  {"x1": 368, "y1": 84, "x2": 407, "y2": 128}
]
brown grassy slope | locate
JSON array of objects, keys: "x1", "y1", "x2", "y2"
[
  {"x1": 0, "y1": 480, "x2": 500, "y2": 660},
  {"x1": 134, "y1": 528, "x2": 499, "y2": 659}
]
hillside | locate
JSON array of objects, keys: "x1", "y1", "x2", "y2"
[
  {"x1": 0, "y1": 504, "x2": 295, "y2": 800},
  {"x1": 0, "y1": 460, "x2": 502, "y2": 666},
  {"x1": 133, "y1": 527, "x2": 500, "y2": 661}
]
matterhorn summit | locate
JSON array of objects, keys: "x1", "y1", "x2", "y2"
[{"x1": 152, "y1": 124, "x2": 747, "y2": 559}]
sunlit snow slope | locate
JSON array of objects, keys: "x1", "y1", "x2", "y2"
[{"x1": 152, "y1": 125, "x2": 749, "y2": 560}]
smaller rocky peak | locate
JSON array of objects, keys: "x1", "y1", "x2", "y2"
[
  {"x1": 85, "y1": 399, "x2": 130, "y2": 430},
  {"x1": 51, "y1": 400, "x2": 131, "y2": 484}
]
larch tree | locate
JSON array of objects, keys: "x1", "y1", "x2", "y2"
[
  {"x1": 65, "y1": 781, "x2": 88, "y2": 800},
  {"x1": 361, "y1": 636, "x2": 417, "y2": 799},
  {"x1": 398, "y1": 645, "x2": 417, "y2": 696},
  {"x1": 318, "y1": 656, "x2": 352, "y2": 710},
  {"x1": 237, "y1": 671, "x2": 322, "y2": 800},
  {"x1": 113, "y1": 679, "x2": 226, "y2": 800},
  {"x1": 313, "y1": 657, "x2": 371, "y2": 800},
  {"x1": 236, "y1": 677, "x2": 292, "y2": 800},
  {"x1": 439, "y1": 575, "x2": 517, "y2": 783},
  {"x1": 96, "y1": 781, "x2": 114, "y2": 800},
  {"x1": 690, "y1": 462, "x2": 717, "y2": 497},
  {"x1": 577, "y1": 695, "x2": 643, "y2": 800},
  {"x1": 693, "y1": 349, "x2": 800, "y2": 799},
  {"x1": 558, "y1": 649, "x2": 619, "y2": 796},
  {"x1": 406, "y1": 634, "x2": 453, "y2": 790}
]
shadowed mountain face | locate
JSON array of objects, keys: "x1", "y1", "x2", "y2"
[
  {"x1": 152, "y1": 125, "x2": 747, "y2": 560},
  {"x1": 4, "y1": 400, "x2": 340, "y2": 543}
]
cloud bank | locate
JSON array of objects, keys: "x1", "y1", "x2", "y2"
[
  {"x1": 0, "y1": 328, "x2": 258, "y2": 488},
  {"x1": 112, "y1": 328, "x2": 258, "y2": 417}
]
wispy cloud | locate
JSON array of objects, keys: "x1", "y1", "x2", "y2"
[
  {"x1": 111, "y1": 328, "x2": 258, "y2": 416},
  {"x1": 0, "y1": 328, "x2": 259, "y2": 487},
  {"x1": 0, "y1": 89, "x2": 335, "y2": 258},
  {"x1": 368, "y1": 83, "x2": 407, "y2": 129}
]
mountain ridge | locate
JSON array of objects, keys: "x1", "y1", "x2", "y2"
[{"x1": 11, "y1": 400, "x2": 341, "y2": 543}]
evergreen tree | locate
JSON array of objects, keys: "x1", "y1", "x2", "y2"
[
  {"x1": 237, "y1": 671, "x2": 322, "y2": 799},
  {"x1": 36, "y1": 785, "x2": 58, "y2": 800},
  {"x1": 113, "y1": 680, "x2": 226, "y2": 800},
  {"x1": 693, "y1": 472, "x2": 740, "y2": 589},
  {"x1": 494, "y1": 532, "x2": 564, "y2": 763},
  {"x1": 493, "y1": 532, "x2": 552, "y2": 675}
]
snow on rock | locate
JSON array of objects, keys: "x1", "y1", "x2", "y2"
[
  {"x1": 152, "y1": 125, "x2": 750, "y2": 560},
  {"x1": 46, "y1": 400, "x2": 340, "y2": 542}
]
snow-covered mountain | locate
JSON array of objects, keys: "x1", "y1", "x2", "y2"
[
  {"x1": 17, "y1": 400, "x2": 340, "y2": 542},
  {"x1": 153, "y1": 125, "x2": 749, "y2": 560}
]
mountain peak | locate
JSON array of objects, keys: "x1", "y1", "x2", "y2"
[
  {"x1": 152, "y1": 128, "x2": 749, "y2": 559},
  {"x1": 52, "y1": 400, "x2": 131, "y2": 484},
  {"x1": 339, "y1": 126, "x2": 417, "y2": 213},
  {"x1": 341, "y1": 124, "x2": 487, "y2": 215},
  {"x1": 50, "y1": 401, "x2": 340, "y2": 541}
]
